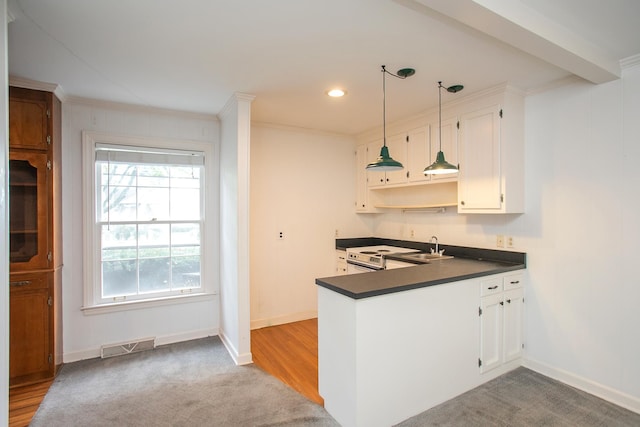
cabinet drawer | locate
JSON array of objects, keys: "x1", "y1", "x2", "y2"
[
  {"x1": 503, "y1": 273, "x2": 523, "y2": 291},
  {"x1": 480, "y1": 277, "x2": 502, "y2": 296},
  {"x1": 9, "y1": 272, "x2": 50, "y2": 292}
]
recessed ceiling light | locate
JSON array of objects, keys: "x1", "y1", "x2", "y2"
[{"x1": 327, "y1": 89, "x2": 346, "y2": 98}]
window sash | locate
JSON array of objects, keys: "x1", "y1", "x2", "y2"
[{"x1": 91, "y1": 140, "x2": 206, "y2": 305}]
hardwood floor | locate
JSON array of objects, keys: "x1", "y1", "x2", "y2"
[
  {"x1": 7, "y1": 319, "x2": 321, "y2": 426},
  {"x1": 251, "y1": 318, "x2": 323, "y2": 405},
  {"x1": 9, "y1": 380, "x2": 53, "y2": 427}
]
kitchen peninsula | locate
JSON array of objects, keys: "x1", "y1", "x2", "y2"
[{"x1": 316, "y1": 239, "x2": 526, "y2": 427}]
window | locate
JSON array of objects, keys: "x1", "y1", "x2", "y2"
[{"x1": 83, "y1": 132, "x2": 214, "y2": 309}]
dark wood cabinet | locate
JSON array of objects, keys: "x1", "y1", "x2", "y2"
[{"x1": 9, "y1": 86, "x2": 62, "y2": 387}]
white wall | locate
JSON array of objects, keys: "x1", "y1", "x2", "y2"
[
  {"x1": 61, "y1": 100, "x2": 220, "y2": 362},
  {"x1": 218, "y1": 93, "x2": 253, "y2": 364},
  {"x1": 249, "y1": 124, "x2": 369, "y2": 328},
  {"x1": 368, "y1": 62, "x2": 640, "y2": 412},
  {"x1": 522, "y1": 64, "x2": 640, "y2": 411}
]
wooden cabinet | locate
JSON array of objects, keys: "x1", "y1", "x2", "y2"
[
  {"x1": 9, "y1": 272, "x2": 54, "y2": 385},
  {"x1": 479, "y1": 273, "x2": 524, "y2": 373},
  {"x1": 458, "y1": 87, "x2": 525, "y2": 213},
  {"x1": 9, "y1": 86, "x2": 63, "y2": 387},
  {"x1": 9, "y1": 151, "x2": 50, "y2": 271}
]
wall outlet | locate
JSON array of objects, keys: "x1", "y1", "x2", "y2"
[
  {"x1": 410, "y1": 229, "x2": 415, "y2": 238},
  {"x1": 278, "y1": 231, "x2": 284, "y2": 240},
  {"x1": 496, "y1": 235, "x2": 504, "y2": 248},
  {"x1": 507, "y1": 236, "x2": 514, "y2": 248},
  {"x1": 335, "y1": 229, "x2": 339, "y2": 237}
]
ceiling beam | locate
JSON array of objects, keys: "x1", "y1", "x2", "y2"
[{"x1": 411, "y1": 0, "x2": 620, "y2": 84}]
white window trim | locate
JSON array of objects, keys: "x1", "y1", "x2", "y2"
[{"x1": 82, "y1": 131, "x2": 217, "y2": 311}]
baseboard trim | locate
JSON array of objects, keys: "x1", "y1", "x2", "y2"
[
  {"x1": 63, "y1": 328, "x2": 218, "y2": 363},
  {"x1": 218, "y1": 329, "x2": 253, "y2": 366},
  {"x1": 250, "y1": 310, "x2": 317, "y2": 330},
  {"x1": 523, "y1": 357, "x2": 640, "y2": 415}
]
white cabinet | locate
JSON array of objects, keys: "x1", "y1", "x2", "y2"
[
  {"x1": 355, "y1": 84, "x2": 523, "y2": 214},
  {"x1": 458, "y1": 87, "x2": 524, "y2": 213},
  {"x1": 335, "y1": 250, "x2": 347, "y2": 275},
  {"x1": 406, "y1": 126, "x2": 429, "y2": 184},
  {"x1": 429, "y1": 116, "x2": 459, "y2": 183},
  {"x1": 479, "y1": 273, "x2": 524, "y2": 373},
  {"x1": 366, "y1": 135, "x2": 407, "y2": 188},
  {"x1": 355, "y1": 145, "x2": 369, "y2": 212}
]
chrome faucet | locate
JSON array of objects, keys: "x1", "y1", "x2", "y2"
[{"x1": 429, "y1": 235, "x2": 439, "y2": 255}]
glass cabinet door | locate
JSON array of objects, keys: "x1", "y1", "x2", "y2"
[{"x1": 9, "y1": 151, "x2": 50, "y2": 271}]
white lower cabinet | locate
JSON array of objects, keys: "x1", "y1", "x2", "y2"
[
  {"x1": 335, "y1": 250, "x2": 347, "y2": 275},
  {"x1": 479, "y1": 273, "x2": 524, "y2": 373}
]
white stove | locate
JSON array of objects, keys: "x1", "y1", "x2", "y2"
[{"x1": 346, "y1": 245, "x2": 420, "y2": 272}]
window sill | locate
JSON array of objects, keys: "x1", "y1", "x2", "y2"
[{"x1": 81, "y1": 292, "x2": 217, "y2": 316}]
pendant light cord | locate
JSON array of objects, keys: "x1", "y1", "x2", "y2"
[
  {"x1": 382, "y1": 65, "x2": 387, "y2": 148},
  {"x1": 438, "y1": 81, "x2": 443, "y2": 151}
]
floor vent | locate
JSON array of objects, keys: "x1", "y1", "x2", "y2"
[{"x1": 101, "y1": 337, "x2": 155, "y2": 359}]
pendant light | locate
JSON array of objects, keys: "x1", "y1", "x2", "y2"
[
  {"x1": 366, "y1": 65, "x2": 415, "y2": 171},
  {"x1": 423, "y1": 81, "x2": 463, "y2": 175}
]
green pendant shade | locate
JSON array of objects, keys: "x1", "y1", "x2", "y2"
[
  {"x1": 366, "y1": 145, "x2": 404, "y2": 171},
  {"x1": 423, "y1": 151, "x2": 458, "y2": 174},
  {"x1": 424, "y1": 80, "x2": 462, "y2": 175},
  {"x1": 366, "y1": 65, "x2": 414, "y2": 172}
]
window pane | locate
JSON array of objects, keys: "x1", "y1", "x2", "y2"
[
  {"x1": 138, "y1": 224, "x2": 170, "y2": 258},
  {"x1": 139, "y1": 258, "x2": 170, "y2": 293},
  {"x1": 102, "y1": 225, "x2": 137, "y2": 259},
  {"x1": 172, "y1": 256, "x2": 200, "y2": 289},
  {"x1": 103, "y1": 260, "x2": 137, "y2": 297},
  {"x1": 100, "y1": 185, "x2": 137, "y2": 222},
  {"x1": 172, "y1": 223, "x2": 200, "y2": 246},
  {"x1": 170, "y1": 188, "x2": 200, "y2": 220},
  {"x1": 138, "y1": 187, "x2": 169, "y2": 220}
]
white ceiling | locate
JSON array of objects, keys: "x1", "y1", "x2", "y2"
[{"x1": 7, "y1": 0, "x2": 640, "y2": 135}]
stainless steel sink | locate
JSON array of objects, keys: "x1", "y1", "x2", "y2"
[{"x1": 404, "y1": 252, "x2": 454, "y2": 261}]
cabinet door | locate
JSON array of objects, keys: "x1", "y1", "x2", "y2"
[
  {"x1": 430, "y1": 117, "x2": 459, "y2": 182},
  {"x1": 9, "y1": 88, "x2": 51, "y2": 151},
  {"x1": 503, "y1": 287, "x2": 524, "y2": 362},
  {"x1": 366, "y1": 139, "x2": 386, "y2": 188},
  {"x1": 458, "y1": 105, "x2": 501, "y2": 211},
  {"x1": 10, "y1": 272, "x2": 53, "y2": 385},
  {"x1": 384, "y1": 132, "x2": 408, "y2": 185},
  {"x1": 355, "y1": 145, "x2": 369, "y2": 211},
  {"x1": 406, "y1": 126, "x2": 430, "y2": 183},
  {"x1": 480, "y1": 293, "x2": 503, "y2": 373},
  {"x1": 9, "y1": 151, "x2": 51, "y2": 272}
]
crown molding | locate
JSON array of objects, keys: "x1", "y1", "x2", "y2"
[
  {"x1": 65, "y1": 95, "x2": 218, "y2": 121},
  {"x1": 621, "y1": 54, "x2": 640, "y2": 70},
  {"x1": 9, "y1": 75, "x2": 67, "y2": 101}
]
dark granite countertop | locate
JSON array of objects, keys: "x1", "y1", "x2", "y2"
[{"x1": 316, "y1": 238, "x2": 526, "y2": 299}]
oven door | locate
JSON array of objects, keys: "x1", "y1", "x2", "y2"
[{"x1": 346, "y1": 261, "x2": 381, "y2": 274}]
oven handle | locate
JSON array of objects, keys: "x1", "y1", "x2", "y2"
[{"x1": 346, "y1": 260, "x2": 383, "y2": 271}]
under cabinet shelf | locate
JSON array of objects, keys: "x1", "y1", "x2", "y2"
[{"x1": 373, "y1": 202, "x2": 457, "y2": 213}]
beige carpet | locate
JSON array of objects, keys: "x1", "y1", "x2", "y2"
[
  {"x1": 397, "y1": 367, "x2": 640, "y2": 426},
  {"x1": 31, "y1": 337, "x2": 640, "y2": 426},
  {"x1": 30, "y1": 337, "x2": 338, "y2": 426}
]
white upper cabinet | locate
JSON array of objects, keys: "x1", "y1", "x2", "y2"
[
  {"x1": 355, "y1": 84, "x2": 524, "y2": 214},
  {"x1": 457, "y1": 87, "x2": 525, "y2": 214},
  {"x1": 385, "y1": 132, "x2": 409, "y2": 185},
  {"x1": 458, "y1": 105, "x2": 502, "y2": 209},
  {"x1": 406, "y1": 126, "x2": 429, "y2": 184},
  {"x1": 430, "y1": 116, "x2": 459, "y2": 183},
  {"x1": 355, "y1": 144, "x2": 369, "y2": 212}
]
